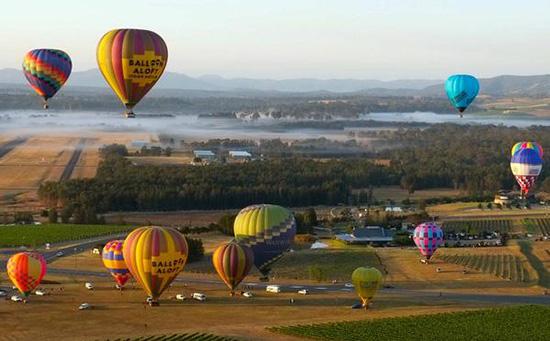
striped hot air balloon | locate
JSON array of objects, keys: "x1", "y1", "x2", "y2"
[
  {"x1": 97, "y1": 29, "x2": 168, "y2": 118},
  {"x1": 7, "y1": 252, "x2": 47, "y2": 299},
  {"x1": 233, "y1": 204, "x2": 296, "y2": 279},
  {"x1": 445, "y1": 74, "x2": 479, "y2": 117},
  {"x1": 102, "y1": 240, "x2": 131, "y2": 288},
  {"x1": 351, "y1": 267, "x2": 383, "y2": 310},
  {"x1": 510, "y1": 147, "x2": 543, "y2": 197},
  {"x1": 511, "y1": 141, "x2": 543, "y2": 158},
  {"x1": 413, "y1": 222, "x2": 444, "y2": 261},
  {"x1": 22, "y1": 49, "x2": 72, "y2": 109},
  {"x1": 212, "y1": 240, "x2": 254, "y2": 295},
  {"x1": 123, "y1": 226, "x2": 188, "y2": 305}
]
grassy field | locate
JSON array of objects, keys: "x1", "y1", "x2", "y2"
[
  {"x1": 371, "y1": 186, "x2": 460, "y2": 202},
  {"x1": 270, "y1": 305, "x2": 550, "y2": 341},
  {"x1": 437, "y1": 254, "x2": 532, "y2": 282},
  {"x1": 104, "y1": 333, "x2": 238, "y2": 341},
  {"x1": 442, "y1": 219, "x2": 513, "y2": 234},
  {"x1": 524, "y1": 218, "x2": 550, "y2": 236},
  {"x1": 0, "y1": 224, "x2": 132, "y2": 247}
]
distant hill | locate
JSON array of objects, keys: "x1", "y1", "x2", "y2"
[{"x1": 3, "y1": 68, "x2": 550, "y2": 96}]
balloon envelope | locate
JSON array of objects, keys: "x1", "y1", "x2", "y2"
[
  {"x1": 234, "y1": 204, "x2": 296, "y2": 276},
  {"x1": 510, "y1": 148, "x2": 543, "y2": 195},
  {"x1": 445, "y1": 74, "x2": 479, "y2": 114},
  {"x1": 7, "y1": 252, "x2": 47, "y2": 297},
  {"x1": 22, "y1": 49, "x2": 72, "y2": 107},
  {"x1": 351, "y1": 267, "x2": 383, "y2": 308},
  {"x1": 102, "y1": 240, "x2": 131, "y2": 287},
  {"x1": 212, "y1": 240, "x2": 254, "y2": 294},
  {"x1": 511, "y1": 141, "x2": 543, "y2": 158},
  {"x1": 123, "y1": 226, "x2": 188, "y2": 303},
  {"x1": 413, "y1": 222, "x2": 444, "y2": 260},
  {"x1": 97, "y1": 29, "x2": 168, "y2": 117}
]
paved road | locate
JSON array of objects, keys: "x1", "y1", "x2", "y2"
[{"x1": 59, "y1": 138, "x2": 86, "y2": 181}]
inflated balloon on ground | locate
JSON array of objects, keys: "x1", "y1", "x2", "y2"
[
  {"x1": 212, "y1": 240, "x2": 254, "y2": 295},
  {"x1": 123, "y1": 226, "x2": 188, "y2": 305},
  {"x1": 102, "y1": 240, "x2": 131, "y2": 288},
  {"x1": 413, "y1": 222, "x2": 444, "y2": 261},
  {"x1": 7, "y1": 252, "x2": 47, "y2": 299},
  {"x1": 351, "y1": 267, "x2": 383, "y2": 310}
]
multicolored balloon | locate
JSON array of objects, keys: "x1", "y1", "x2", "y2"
[
  {"x1": 102, "y1": 240, "x2": 131, "y2": 288},
  {"x1": 123, "y1": 226, "x2": 188, "y2": 305},
  {"x1": 413, "y1": 222, "x2": 444, "y2": 260},
  {"x1": 510, "y1": 147, "x2": 543, "y2": 196},
  {"x1": 7, "y1": 252, "x2": 47, "y2": 298},
  {"x1": 445, "y1": 74, "x2": 479, "y2": 116},
  {"x1": 212, "y1": 240, "x2": 254, "y2": 295},
  {"x1": 511, "y1": 141, "x2": 543, "y2": 158},
  {"x1": 97, "y1": 29, "x2": 168, "y2": 118},
  {"x1": 22, "y1": 49, "x2": 72, "y2": 109},
  {"x1": 234, "y1": 204, "x2": 296, "y2": 279},
  {"x1": 351, "y1": 267, "x2": 383, "y2": 310}
]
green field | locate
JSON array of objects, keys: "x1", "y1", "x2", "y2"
[
  {"x1": 0, "y1": 224, "x2": 132, "y2": 247},
  {"x1": 523, "y1": 218, "x2": 550, "y2": 236},
  {"x1": 270, "y1": 305, "x2": 550, "y2": 340},
  {"x1": 442, "y1": 219, "x2": 513, "y2": 234},
  {"x1": 437, "y1": 254, "x2": 531, "y2": 282},
  {"x1": 271, "y1": 248, "x2": 382, "y2": 282},
  {"x1": 105, "y1": 333, "x2": 238, "y2": 341}
]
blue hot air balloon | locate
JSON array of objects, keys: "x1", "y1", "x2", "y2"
[
  {"x1": 510, "y1": 148, "x2": 543, "y2": 197},
  {"x1": 445, "y1": 74, "x2": 479, "y2": 116}
]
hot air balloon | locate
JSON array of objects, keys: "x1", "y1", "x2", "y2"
[
  {"x1": 22, "y1": 49, "x2": 72, "y2": 109},
  {"x1": 413, "y1": 222, "x2": 444, "y2": 261},
  {"x1": 351, "y1": 267, "x2": 383, "y2": 310},
  {"x1": 102, "y1": 240, "x2": 131, "y2": 288},
  {"x1": 7, "y1": 252, "x2": 47, "y2": 300},
  {"x1": 511, "y1": 141, "x2": 543, "y2": 158},
  {"x1": 123, "y1": 226, "x2": 188, "y2": 305},
  {"x1": 234, "y1": 204, "x2": 296, "y2": 280},
  {"x1": 212, "y1": 240, "x2": 254, "y2": 295},
  {"x1": 97, "y1": 29, "x2": 168, "y2": 118},
  {"x1": 510, "y1": 147, "x2": 543, "y2": 197},
  {"x1": 445, "y1": 74, "x2": 479, "y2": 117}
]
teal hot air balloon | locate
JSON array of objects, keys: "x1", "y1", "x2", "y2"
[{"x1": 445, "y1": 74, "x2": 479, "y2": 117}]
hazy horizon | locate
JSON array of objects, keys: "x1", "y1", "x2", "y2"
[{"x1": 3, "y1": 1, "x2": 550, "y2": 80}]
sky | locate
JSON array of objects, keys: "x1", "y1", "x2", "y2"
[{"x1": 2, "y1": 0, "x2": 550, "y2": 80}]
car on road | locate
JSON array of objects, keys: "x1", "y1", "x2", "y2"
[
  {"x1": 266, "y1": 285, "x2": 281, "y2": 293},
  {"x1": 34, "y1": 290, "x2": 46, "y2": 296},
  {"x1": 298, "y1": 289, "x2": 309, "y2": 295},
  {"x1": 175, "y1": 294, "x2": 186, "y2": 301},
  {"x1": 85, "y1": 282, "x2": 94, "y2": 290},
  {"x1": 192, "y1": 293, "x2": 206, "y2": 301},
  {"x1": 0, "y1": 289, "x2": 7, "y2": 297},
  {"x1": 242, "y1": 291, "x2": 253, "y2": 298},
  {"x1": 344, "y1": 283, "x2": 354, "y2": 288},
  {"x1": 56, "y1": 251, "x2": 64, "y2": 257},
  {"x1": 11, "y1": 295, "x2": 23, "y2": 302},
  {"x1": 78, "y1": 303, "x2": 92, "y2": 310}
]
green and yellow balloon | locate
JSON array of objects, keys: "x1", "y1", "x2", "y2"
[{"x1": 352, "y1": 267, "x2": 383, "y2": 310}]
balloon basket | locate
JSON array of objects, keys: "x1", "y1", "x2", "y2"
[
  {"x1": 149, "y1": 301, "x2": 159, "y2": 307},
  {"x1": 125, "y1": 112, "x2": 136, "y2": 118}
]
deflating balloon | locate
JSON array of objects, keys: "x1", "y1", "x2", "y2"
[
  {"x1": 445, "y1": 74, "x2": 479, "y2": 116},
  {"x1": 102, "y1": 240, "x2": 131, "y2": 288},
  {"x1": 413, "y1": 222, "x2": 444, "y2": 260},
  {"x1": 351, "y1": 267, "x2": 383, "y2": 310},
  {"x1": 7, "y1": 252, "x2": 47, "y2": 298},
  {"x1": 123, "y1": 226, "x2": 188, "y2": 305},
  {"x1": 510, "y1": 147, "x2": 543, "y2": 196},
  {"x1": 212, "y1": 240, "x2": 254, "y2": 295},
  {"x1": 511, "y1": 141, "x2": 543, "y2": 158},
  {"x1": 97, "y1": 29, "x2": 168, "y2": 118},
  {"x1": 233, "y1": 204, "x2": 296, "y2": 279},
  {"x1": 22, "y1": 49, "x2": 72, "y2": 109}
]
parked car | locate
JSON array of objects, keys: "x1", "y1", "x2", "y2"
[
  {"x1": 175, "y1": 294, "x2": 186, "y2": 301},
  {"x1": 298, "y1": 289, "x2": 309, "y2": 295},
  {"x1": 266, "y1": 285, "x2": 281, "y2": 293},
  {"x1": 11, "y1": 295, "x2": 23, "y2": 302},
  {"x1": 0, "y1": 289, "x2": 7, "y2": 297},
  {"x1": 242, "y1": 291, "x2": 253, "y2": 298},
  {"x1": 56, "y1": 251, "x2": 64, "y2": 257},
  {"x1": 34, "y1": 290, "x2": 46, "y2": 296},
  {"x1": 85, "y1": 282, "x2": 94, "y2": 290},
  {"x1": 344, "y1": 283, "x2": 354, "y2": 288},
  {"x1": 192, "y1": 293, "x2": 206, "y2": 301},
  {"x1": 78, "y1": 303, "x2": 92, "y2": 310}
]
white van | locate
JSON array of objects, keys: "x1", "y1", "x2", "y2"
[
  {"x1": 192, "y1": 293, "x2": 206, "y2": 301},
  {"x1": 266, "y1": 285, "x2": 281, "y2": 293}
]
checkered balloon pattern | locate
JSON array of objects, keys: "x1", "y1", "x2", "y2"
[{"x1": 413, "y1": 222, "x2": 444, "y2": 260}]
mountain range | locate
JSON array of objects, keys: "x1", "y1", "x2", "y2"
[{"x1": 3, "y1": 68, "x2": 550, "y2": 96}]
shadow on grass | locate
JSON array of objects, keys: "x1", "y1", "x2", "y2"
[{"x1": 518, "y1": 241, "x2": 550, "y2": 288}]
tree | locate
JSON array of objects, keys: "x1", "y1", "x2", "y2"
[
  {"x1": 303, "y1": 208, "x2": 318, "y2": 227},
  {"x1": 217, "y1": 214, "x2": 236, "y2": 236},
  {"x1": 48, "y1": 209, "x2": 58, "y2": 223},
  {"x1": 393, "y1": 231, "x2": 414, "y2": 246},
  {"x1": 400, "y1": 174, "x2": 417, "y2": 197},
  {"x1": 186, "y1": 237, "x2": 204, "y2": 262}
]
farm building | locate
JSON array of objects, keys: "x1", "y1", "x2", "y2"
[
  {"x1": 335, "y1": 226, "x2": 394, "y2": 245},
  {"x1": 228, "y1": 150, "x2": 252, "y2": 162},
  {"x1": 193, "y1": 150, "x2": 216, "y2": 162}
]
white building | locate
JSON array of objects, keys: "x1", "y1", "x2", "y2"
[{"x1": 193, "y1": 150, "x2": 216, "y2": 161}]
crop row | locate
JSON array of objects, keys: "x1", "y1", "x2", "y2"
[
  {"x1": 438, "y1": 254, "x2": 530, "y2": 282},
  {"x1": 443, "y1": 219, "x2": 512, "y2": 234},
  {"x1": 270, "y1": 305, "x2": 550, "y2": 340},
  {"x1": 524, "y1": 218, "x2": 550, "y2": 236},
  {"x1": 106, "y1": 333, "x2": 239, "y2": 341}
]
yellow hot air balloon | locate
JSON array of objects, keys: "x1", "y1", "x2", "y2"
[
  {"x1": 351, "y1": 267, "x2": 383, "y2": 310},
  {"x1": 122, "y1": 226, "x2": 188, "y2": 305},
  {"x1": 97, "y1": 29, "x2": 168, "y2": 118}
]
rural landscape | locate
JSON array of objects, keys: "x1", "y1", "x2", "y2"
[{"x1": 2, "y1": 1, "x2": 550, "y2": 341}]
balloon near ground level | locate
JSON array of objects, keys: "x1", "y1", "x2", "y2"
[
  {"x1": 122, "y1": 226, "x2": 188, "y2": 305},
  {"x1": 351, "y1": 267, "x2": 383, "y2": 310},
  {"x1": 102, "y1": 240, "x2": 131, "y2": 288},
  {"x1": 510, "y1": 147, "x2": 543, "y2": 197},
  {"x1": 7, "y1": 252, "x2": 47, "y2": 298},
  {"x1": 413, "y1": 222, "x2": 444, "y2": 260},
  {"x1": 212, "y1": 240, "x2": 254, "y2": 295}
]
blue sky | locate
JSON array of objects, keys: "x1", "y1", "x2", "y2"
[{"x1": 3, "y1": 0, "x2": 550, "y2": 79}]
